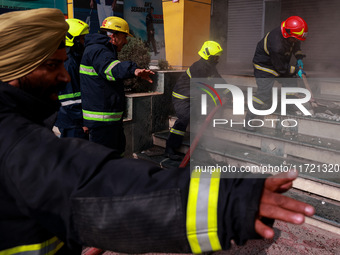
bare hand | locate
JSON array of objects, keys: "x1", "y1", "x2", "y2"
[
  {"x1": 134, "y1": 69, "x2": 155, "y2": 83},
  {"x1": 111, "y1": 0, "x2": 117, "y2": 10},
  {"x1": 82, "y1": 126, "x2": 89, "y2": 135},
  {"x1": 90, "y1": 0, "x2": 95, "y2": 9},
  {"x1": 255, "y1": 170, "x2": 315, "y2": 239}
]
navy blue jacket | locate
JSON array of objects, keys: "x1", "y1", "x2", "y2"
[
  {"x1": 253, "y1": 26, "x2": 305, "y2": 77},
  {"x1": 80, "y1": 33, "x2": 137, "y2": 128},
  {"x1": 55, "y1": 47, "x2": 83, "y2": 129},
  {"x1": 173, "y1": 58, "x2": 223, "y2": 99},
  {"x1": 0, "y1": 81, "x2": 267, "y2": 254}
]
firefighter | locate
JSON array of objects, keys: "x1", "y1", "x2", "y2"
[
  {"x1": 0, "y1": 8, "x2": 315, "y2": 254},
  {"x1": 245, "y1": 16, "x2": 309, "y2": 131},
  {"x1": 55, "y1": 18, "x2": 89, "y2": 139},
  {"x1": 80, "y1": 16, "x2": 154, "y2": 156},
  {"x1": 164, "y1": 41, "x2": 224, "y2": 160}
]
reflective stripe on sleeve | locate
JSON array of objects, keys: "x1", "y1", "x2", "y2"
[
  {"x1": 170, "y1": 128, "x2": 185, "y2": 136},
  {"x1": 58, "y1": 92, "x2": 81, "y2": 100},
  {"x1": 252, "y1": 96, "x2": 265, "y2": 105},
  {"x1": 295, "y1": 50, "x2": 303, "y2": 56},
  {"x1": 104, "y1": 60, "x2": 121, "y2": 81},
  {"x1": 82, "y1": 109, "x2": 123, "y2": 122},
  {"x1": 172, "y1": 91, "x2": 189, "y2": 100},
  {"x1": 80, "y1": 65, "x2": 98, "y2": 76},
  {"x1": 186, "y1": 68, "x2": 192, "y2": 78},
  {"x1": 186, "y1": 170, "x2": 222, "y2": 254},
  {"x1": 253, "y1": 64, "x2": 279, "y2": 76},
  {"x1": 264, "y1": 32, "x2": 270, "y2": 55},
  {"x1": 58, "y1": 92, "x2": 82, "y2": 107},
  {"x1": 0, "y1": 236, "x2": 64, "y2": 255},
  {"x1": 61, "y1": 99, "x2": 82, "y2": 107}
]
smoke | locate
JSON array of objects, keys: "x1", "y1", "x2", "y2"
[{"x1": 212, "y1": 0, "x2": 340, "y2": 77}]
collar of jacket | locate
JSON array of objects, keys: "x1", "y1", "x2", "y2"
[
  {"x1": 84, "y1": 33, "x2": 118, "y2": 53},
  {"x1": 0, "y1": 81, "x2": 60, "y2": 124}
]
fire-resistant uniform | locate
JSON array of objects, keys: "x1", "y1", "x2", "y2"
[
  {"x1": 55, "y1": 47, "x2": 87, "y2": 139},
  {"x1": 166, "y1": 58, "x2": 222, "y2": 152},
  {"x1": 80, "y1": 33, "x2": 138, "y2": 155},
  {"x1": 0, "y1": 81, "x2": 268, "y2": 254},
  {"x1": 55, "y1": 18, "x2": 89, "y2": 139},
  {"x1": 252, "y1": 26, "x2": 305, "y2": 106}
]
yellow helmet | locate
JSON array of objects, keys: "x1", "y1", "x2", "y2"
[
  {"x1": 198, "y1": 41, "x2": 223, "y2": 60},
  {"x1": 100, "y1": 16, "x2": 133, "y2": 37},
  {"x1": 65, "y1": 18, "x2": 89, "y2": 47}
]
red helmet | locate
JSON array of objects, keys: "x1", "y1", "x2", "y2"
[{"x1": 281, "y1": 16, "x2": 308, "y2": 41}]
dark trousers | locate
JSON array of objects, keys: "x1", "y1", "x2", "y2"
[
  {"x1": 253, "y1": 68, "x2": 298, "y2": 106},
  {"x1": 89, "y1": 123, "x2": 125, "y2": 157},
  {"x1": 166, "y1": 98, "x2": 190, "y2": 149}
]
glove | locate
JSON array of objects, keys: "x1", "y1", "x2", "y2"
[
  {"x1": 297, "y1": 69, "x2": 306, "y2": 78},
  {"x1": 297, "y1": 59, "x2": 304, "y2": 69}
]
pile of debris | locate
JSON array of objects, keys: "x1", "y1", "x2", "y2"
[{"x1": 312, "y1": 101, "x2": 340, "y2": 122}]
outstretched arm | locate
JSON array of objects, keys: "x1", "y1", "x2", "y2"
[
  {"x1": 255, "y1": 170, "x2": 315, "y2": 239},
  {"x1": 111, "y1": 0, "x2": 117, "y2": 11},
  {"x1": 90, "y1": 0, "x2": 95, "y2": 9},
  {"x1": 134, "y1": 68, "x2": 155, "y2": 83}
]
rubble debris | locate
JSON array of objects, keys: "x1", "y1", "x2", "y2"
[
  {"x1": 325, "y1": 110, "x2": 335, "y2": 116},
  {"x1": 269, "y1": 144, "x2": 276, "y2": 151},
  {"x1": 315, "y1": 113, "x2": 340, "y2": 122}
]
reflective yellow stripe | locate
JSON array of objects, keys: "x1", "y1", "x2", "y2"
[
  {"x1": 104, "y1": 60, "x2": 120, "y2": 81},
  {"x1": 0, "y1": 236, "x2": 64, "y2": 255},
  {"x1": 295, "y1": 50, "x2": 303, "y2": 56},
  {"x1": 172, "y1": 91, "x2": 189, "y2": 100},
  {"x1": 222, "y1": 88, "x2": 230, "y2": 95},
  {"x1": 292, "y1": 27, "x2": 304, "y2": 36},
  {"x1": 264, "y1": 32, "x2": 270, "y2": 55},
  {"x1": 58, "y1": 92, "x2": 81, "y2": 100},
  {"x1": 186, "y1": 170, "x2": 222, "y2": 254},
  {"x1": 254, "y1": 64, "x2": 279, "y2": 76},
  {"x1": 186, "y1": 68, "x2": 192, "y2": 78},
  {"x1": 83, "y1": 109, "x2": 123, "y2": 122},
  {"x1": 170, "y1": 128, "x2": 185, "y2": 136},
  {"x1": 252, "y1": 96, "x2": 265, "y2": 105},
  {"x1": 187, "y1": 171, "x2": 201, "y2": 253},
  {"x1": 207, "y1": 173, "x2": 221, "y2": 250},
  {"x1": 80, "y1": 65, "x2": 98, "y2": 76}
]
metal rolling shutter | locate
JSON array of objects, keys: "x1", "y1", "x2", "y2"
[{"x1": 225, "y1": 0, "x2": 263, "y2": 75}]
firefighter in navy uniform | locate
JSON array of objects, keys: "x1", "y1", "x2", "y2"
[
  {"x1": 0, "y1": 9, "x2": 315, "y2": 254},
  {"x1": 80, "y1": 16, "x2": 154, "y2": 156},
  {"x1": 245, "y1": 16, "x2": 309, "y2": 131},
  {"x1": 164, "y1": 41, "x2": 224, "y2": 160},
  {"x1": 55, "y1": 18, "x2": 89, "y2": 139}
]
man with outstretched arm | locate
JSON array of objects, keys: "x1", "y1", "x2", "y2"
[{"x1": 0, "y1": 8, "x2": 314, "y2": 254}]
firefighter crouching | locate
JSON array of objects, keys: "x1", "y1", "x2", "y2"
[
  {"x1": 245, "y1": 16, "x2": 309, "y2": 131},
  {"x1": 165, "y1": 41, "x2": 225, "y2": 160}
]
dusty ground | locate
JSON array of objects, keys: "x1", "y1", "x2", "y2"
[{"x1": 82, "y1": 221, "x2": 340, "y2": 255}]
